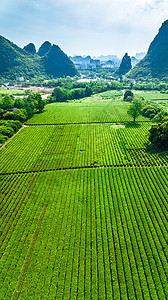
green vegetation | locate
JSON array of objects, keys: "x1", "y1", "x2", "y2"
[
  {"x1": 123, "y1": 90, "x2": 134, "y2": 102},
  {"x1": 2, "y1": 122, "x2": 166, "y2": 174},
  {"x1": 117, "y1": 53, "x2": 132, "y2": 76},
  {"x1": 0, "y1": 35, "x2": 79, "y2": 80},
  {"x1": 0, "y1": 168, "x2": 167, "y2": 298},
  {"x1": 127, "y1": 99, "x2": 143, "y2": 123},
  {"x1": 129, "y1": 20, "x2": 168, "y2": 79},
  {"x1": 49, "y1": 81, "x2": 123, "y2": 103},
  {"x1": 0, "y1": 87, "x2": 24, "y2": 96},
  {"x1": 149, "y1": 116, "x2": 168, "y2": 149},
  {"x1": 142, "y1": 103, "x2": 162, "y2": 119},
  {"x1": 0, "y1": 93, "x2": 45, "y2": 143},
  {"x1": 0, "y1": 90, "x2": 167, "y2": 299},
  {"x1": 26, "y1": 93, "x2": 148, "y2": 125}
]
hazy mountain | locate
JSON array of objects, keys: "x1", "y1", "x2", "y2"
[
  {"x1": 129, "y1": 20, "x2": 168, "y2": 79},
  {"x1": 131, "y1": 56, "x2": 139, "y2": 67},
  {"x1": 135, "y1": 52, "x2": 145, "y2": 60},
  {"x1": 42, "y1": 44, "x2": 79, "y2": 77},
  {"x1": 117, "y1": 53, "x2": 132, "y2": 75},
  {"x1": 95, "y1": 55, "x2": 120, "y2": 63},
  {"x1": 0, "y1": 35, "x2": 79, "y2": 80}
]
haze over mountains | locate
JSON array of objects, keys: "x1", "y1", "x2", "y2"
[{"x1": 0, "y1": 19, "x2": 168, "y2": 81}]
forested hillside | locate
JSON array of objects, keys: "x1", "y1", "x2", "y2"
[
  {"x1": 129, "y1": 20, "x2": 168, "y2": 79},
  {"x1": 0, "y1": 36, "x2": 79, "y2": 80}
]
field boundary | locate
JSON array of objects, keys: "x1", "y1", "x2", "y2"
[
  {"x1": 26, "y1": 121, "x2": 152, "y2": 126},
  {"x1": 0, "y1": 125, "x2": 28, "y2": 150},
  {"x1": 1, "y1": 164, "x2": 167, "y2": 176}
]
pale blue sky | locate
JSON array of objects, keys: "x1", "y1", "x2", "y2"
[{"x1": 0, "y1": 0, "x2": 167, "y2": 58}]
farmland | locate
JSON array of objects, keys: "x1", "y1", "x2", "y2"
[
  {"x1": 26, "y1": 93, "x2": 149, "y2": 125},
  {"x1": 0, "y1": 91, "x2": 168, "y2": 299}
]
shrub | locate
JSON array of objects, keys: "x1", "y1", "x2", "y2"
[
  {"x1": 0, "y1": 134, "x2": 8, "y2": 143},
  {"x1": 149, "y1": 116, "x2": 168, "y2": 149},
  {"x1": 0, "y1": 126, "x2": 15, "y2": 137},
  {"x1": 3, "y1": 112, "x2": 15, "y2": 120},
  {"x1": 123, "y1": 90, "x2": 133, "y2": 102}
]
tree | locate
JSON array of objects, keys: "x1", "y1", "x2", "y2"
[
  {"x1": 85, "y1": 85, "x2": 92, "y2": 97},
  {"x1": 127, "y1": 99, "x2": 142, "y2": 123},
  {"x1": 26, "y1": 92, "x2": 45, "y2": 112},
  {"x1": 0, "y1": 125, "x2": 15, "y2": 137},
  {"x1": 123, "y1": 90, "x2": 133, "y2": 102},
  {"x1": 0, "y1": 108, "x2": 6, "y2": 118},
  {"x1": 33, "y1": 93, "x2": 46, "y2": 112},
  {"x1": 149, "y1": 116, "x2": 168, "y2": 149},
  {"x1": 14, "y1": 97, "x2": 25, "y2": 108},
  {"x1": 13, "y1": 109, "x2": 27, "y2": 122},
  {"x1": 142, "y1": 104, "x2": 161, "y2": 119},
  {"x1": 0, "y1": 95, "x2": 14, "y2": 110},
  {"x1": 51, "y1": 87, "x2": 67, "y2": 102}
]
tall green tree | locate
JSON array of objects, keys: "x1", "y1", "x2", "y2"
[
  {"x1": 51, "y1": 87, "x2": 67, "y2": 102},
  {"x1": 0, "y1": 95, "x2": 14, "y2": 110},
  {"x1": 149, "y1": 116, "x2": 168, "y2": 149},
  {"x1": 127, "y1": 99, "x2": 142, "y2": 123},
  {"x1": 123, "y1": 90, "x2": 133, "y2": 102},
  {"x1": 27, "y1": 93, "x2": 45, "y2": 112}
]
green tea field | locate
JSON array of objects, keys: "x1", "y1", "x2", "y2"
[
  {"x1": 0, "y1": 92, "x2": 168, "y2": 299},
  {"x1": 25, "y1": 93, "x2": 149, "y2": 125}
]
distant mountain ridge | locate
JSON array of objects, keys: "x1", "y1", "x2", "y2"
[
  {"x1": 129, "y1": 20, "x2": 168, "y2": 79},
  {"x1": 0, "y1": 35, "x2": 79, "y2": 80}
]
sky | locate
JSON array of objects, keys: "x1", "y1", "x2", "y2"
[{"x1": 0, "y1": 0, "x2": 168, "y2": 58}]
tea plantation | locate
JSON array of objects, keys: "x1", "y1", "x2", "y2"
[{"x1": 0, "y1": 92, "x2": 167, "y2": 299}]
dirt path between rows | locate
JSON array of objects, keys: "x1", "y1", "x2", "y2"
[
  {"x1": 0, "y1": 164, "x2": 167, "y2": 176},
  {"x1": 0, "y1": 125, "x2": 29, "y2": 150}
]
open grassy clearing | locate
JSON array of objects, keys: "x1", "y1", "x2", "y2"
[
  {"x1": 133, "y1": 90, "x2": 168, "y2": 101},
  {"x1": 0, "y1": 167, "x2": 167, "y2": 299},
  {"x1": 0, "y1": 87, "x2": 25, "y2": 96},
  {"x1": 1, "y1": 123, "x2": 168, "y2": 174},
  {"x1": 26, "y1": 93, "x2": 148, "y2": 125}
]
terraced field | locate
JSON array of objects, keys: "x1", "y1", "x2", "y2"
[{"x1": 0, "y1": 92, "x2": 168, "y2": 299}]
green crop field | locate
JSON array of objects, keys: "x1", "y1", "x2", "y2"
[
  {"x1": 26, "y1": 92, "x2": 149, "y2": 125},
  {"x1": 0, "y1": 123, "x2": 168, "y2": 174},
  {"x1": 133, "y1": 90, "x2": 168, "y2": 101},
  {"x1": 0, "y1": 91, "x2": 168, "y2": 299}
]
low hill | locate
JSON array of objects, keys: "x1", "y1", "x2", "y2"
[
  {"x1": 0, "y1": 35, "x2": 79, "y2": 80},
  {"x1": 129, "y1": 20, "x2": 168, "y2": 79}
]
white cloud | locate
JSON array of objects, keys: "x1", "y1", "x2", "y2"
[
  {"x1": 0, "y1": 0, "x2": 167, "y2": 56},
  {"x1": 136, "y1": 0, "x2": 164, "y2": 8}
]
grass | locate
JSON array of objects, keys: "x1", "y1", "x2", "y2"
[
  {"x1": 0, "y1": 87, "x2": 25, "y2": 96},
  {"x1": 133, "y1": 90, "x2": 168, "y2": 101}
]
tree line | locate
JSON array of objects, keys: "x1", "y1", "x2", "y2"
[
  {"x1": 0, "y1": 93, "x2": 45, "y2": 143},
  {"x1": 124, "y1": 90, "x2": 168, "y2": 149}
]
